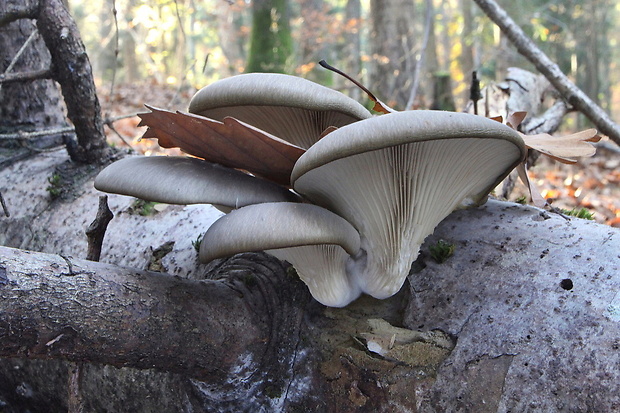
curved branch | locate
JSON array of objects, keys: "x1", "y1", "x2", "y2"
[
  {"x1": 0, "y1": 246, "x2": 309, "y2": 397},
  {"x1": 35, "y1": 0, "x2": 110, "y2": 163},
  {"x1": 474, "y1": 0, "x2": 620, "y2": 146}
]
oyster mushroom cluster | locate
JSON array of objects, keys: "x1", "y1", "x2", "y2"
[{"x1": 96, "y1": 73, "x2": 533, "y2": 307}]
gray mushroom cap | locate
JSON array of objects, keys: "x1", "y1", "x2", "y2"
[
  {"x1": 199, "y1": 202, "x2": 360, "y2": 262},
  {"x1": 94, "y1": 156, "x2": 299, "y2": 208},
  {"x1": 199, "y1": 202, "x2": 363, "y2": 307},
  {"x1": 292, "y1": 111, "x2": 526, "y2": 299},
  {"x1": 188, "y1": 73, "x2": 372, "y2": 149}
]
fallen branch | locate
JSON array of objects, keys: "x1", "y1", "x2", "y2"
[
  {"x1": 0, "y1": 246, "x2": 308, "y2": 392},
  {"x1": 474, "y1": 0, "x2": 620, "y2": 146},
  {"x1": 0, "y1": 69, "x2": 52, "y2": 84}
]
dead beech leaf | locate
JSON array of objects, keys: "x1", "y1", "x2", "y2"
[
  {"x1": 319, "y1": 126, "x2": 338, "y2": 139},
  {"x1": 506, "y1": 111, "x2": 527, "y2": 129},
  {"x1": 318, "y1": 60, "x2": 396, "y2": 114},
  {"x1": 520, "y1": 129, "x2": 600, "y2": 164},
  {"x1": 138, "y1": 105, "x2": 305, "y2": 185},
  {"x1": 516, "y1": 163, "x2": 548, "y2": 208}
]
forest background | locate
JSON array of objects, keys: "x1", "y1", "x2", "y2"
[{"x1": 69, "y1": 0, "x2": 619, "y2": 225}]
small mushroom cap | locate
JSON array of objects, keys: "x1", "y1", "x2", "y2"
[
  {"x1": 291, "y1": 111, "x2": 526, "y2": 298},
  {"x1": 188, "y1": 73, "x2": 372, "y2": 149},
  {"x1": 199, "y1": 202, "x2": 361, "y2": 262},
  {"x1": 94, "y1": 156, "x2": 299, "y2": 208},
  {"x1": 199, "y1": 202, "x2": 362, "y2": 307}
]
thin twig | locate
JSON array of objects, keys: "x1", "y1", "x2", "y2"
[
  {"x1": 4, "y1": 27, "x2": 38, "y2": 74},
  {"x1": 0, "y1": 69, "x2": 52, "y2": 84},
  {"x1": 104, "y1": 118, "x2": 133, "y2": 147},
  {"x1": 0, "y1": 191, "x2": 10, "y2": 218},
  {"x1": 109, "y1": 0, "x2": 120, "y2": 98},
  {"x1": 0, "y1": 113, "x2": 140, "y2": 141},
  {"x1": 0, "y1": 25, "x2": 39, "y2": 94}
]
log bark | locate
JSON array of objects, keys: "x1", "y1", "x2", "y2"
[
  {"x1": 0, "y1": 246, "x2": 305, "y2": 381},
  {"x1": 1, "y1": 150, "x2": 619, "y2": 411}
]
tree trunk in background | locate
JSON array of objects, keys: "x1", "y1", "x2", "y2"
[
  {"x1": 245, "y1": 0, "x2": 293, "y2": 73},
  {"x1": 342, "y1": 0, "x2": 362, "y2": 101},
  {"x1": 459, "y1": 0, "x2": 474, "y2": 104},
  {"x1": 172, "y1": 0, "x2": 188, "y2": 84},
  {"x1": 0, "y1": 13, "x2": 67, "y2": 155},
  {"x1": 298, "y1": 0, "x2": 332, "y2": 85},
  {"x1": 121, "y1": 0, "x2": 139, "y2": 83},
  {"x1": 216, "y1": 0, "x2": 247, "y2": 75},
  {"x1": 421, "y1": 2, "x2": 439, "y2": 109},
  {"x1": 369, "y1": 0, "x2": 416, "y2": 110},
  {"x1": 431, "y1": 72, "x2": 455, "y2": 111},
  {"x1": 96, "y1": 0, "x2": 117, "y2": 82}
]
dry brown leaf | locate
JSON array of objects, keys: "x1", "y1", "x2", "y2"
[
  {"x1": 138, "y1": 105, "x2": 305, "y2": 185},
  {"x1": 319, "y1": 126, "x2": 339, "y2": 139},
  {"x1": 516, "y1": 163, "x2": 548, "y2": 208},
  {"x1": 506, "y1": 111, "x2": 527, "y2": 129},
  {"x1": 520, "y1": 129, "x2": 600, "y2": 164}
]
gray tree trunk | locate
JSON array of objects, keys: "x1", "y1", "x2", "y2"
[{"x1": 369, "y1": 0, "x2": 417, "y2": 109}]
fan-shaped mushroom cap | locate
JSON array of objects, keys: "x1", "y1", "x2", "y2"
[
  {"x1": 95, "y1": 156, "x2": 299, "y2": 208},
  {"x1": 292, "y1": 111, "x2": 526, "y2": 299},
  {"x1": 200, "y1": 202, "x2": 362, "y2": 307},
  {"x1": 188, "y1": 73, "x2": 372, "y2": 149}
]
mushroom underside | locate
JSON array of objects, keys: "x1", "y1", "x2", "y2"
[
  {"x1": 293, "y1": 137, "x2": 524, "y2": 298},
  {"x1": 199, "y1": 202, "x2": 363, "y2": 307},
  {"x1": 193, "y1": 105, "x2": 365, "y2": 150}
]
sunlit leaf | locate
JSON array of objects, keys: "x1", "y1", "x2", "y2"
[
  {"x1": 520, "y1": 129, "x2": 600, "y2": 164},
  {"x1": 506, "y1": 111, "x2": 527, "y2": 129},
  {"x1": 138, "y1": 105, "x2": 305, "y2": 185}
]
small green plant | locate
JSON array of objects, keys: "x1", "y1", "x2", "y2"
[
  {"x1": 429, "y1": 239, "x2": 456, "y2": 264},
  {"x1": 561, "y1": 207, "x2": 595, "y2": 220},
  {"x1": 192, "y1": 233, "x2": 204, "y2": 253},
  {"x1": 46, "y1": 174, "x2": 63, "y2": 199},
  {"x1": 129, "y1": 199, "x2": 159, "y2": 216},
  {"x1": 515, "y1": 195, "x2": 528, "y2": 205}
]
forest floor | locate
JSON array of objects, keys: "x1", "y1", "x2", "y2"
[{"x1": 99, "y1": 82, "x2": 620, "y2": 228}]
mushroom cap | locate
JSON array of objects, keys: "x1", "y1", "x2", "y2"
[
  {"x1": 188, "y1": 73, "x2": 372, "y2": 149},
  {"x1": 94, "y1": 156, "x2": 299, "y2": 208},
  {"x1": 199, "y1": 202, "x2": 361, "y2": 262},
  {"x1": 199, "y1": 202, "x2": 363, "y2": 307},
  {"x1": 291, "y1": 111, "x2": 526, "y2": 298}
]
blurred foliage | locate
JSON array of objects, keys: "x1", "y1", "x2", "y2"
[
  {"x1": 68, "y1": 0, "x2": 618, "y2": 116},
  {"x1": 69, "y1": 0, "x2": 619, "y2": 123}
]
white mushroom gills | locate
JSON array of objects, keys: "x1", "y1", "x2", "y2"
[
  {"x1": 199, "y1": 202, "x2": 363, "y2": 307},
  {"x1": 188, "y1": 73, "x2": 372, "y2": 149},
  {"x1": 292, "y1": 111, "x2": 526, "y2": 299}
]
